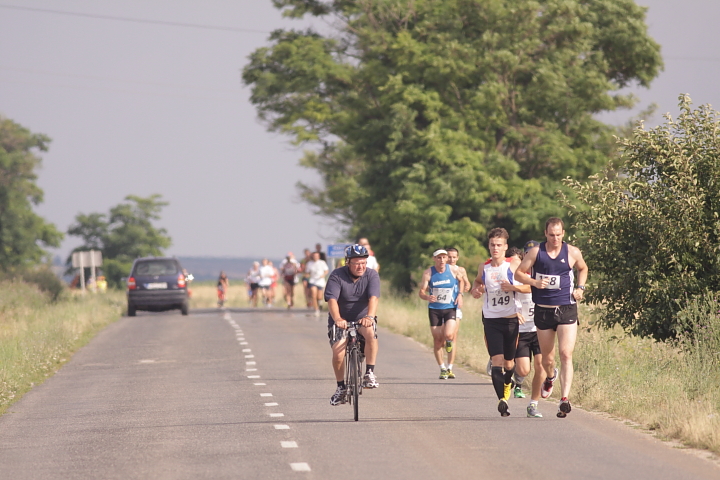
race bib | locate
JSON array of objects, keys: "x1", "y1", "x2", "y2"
[
  {"x1": 487, "y1": 289, "x2": 512, "y2": 307},
  {"x1": 537, "y1": 274, "x2": 561, "y2": 290},
  {"x1": 433, "y1": 287, "x2": 454, "y2": 303}
]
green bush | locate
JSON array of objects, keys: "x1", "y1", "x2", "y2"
[{"x1": 0, "y1": 266, "x2": 65, "y2": 301}]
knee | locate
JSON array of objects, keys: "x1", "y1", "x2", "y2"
[{"x1": 559, "y1": 350, "x2": 573, "y2": 363}]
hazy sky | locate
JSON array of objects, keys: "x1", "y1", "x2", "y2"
[{"x1": 1, "y1": 1, "x2": 719, "y2": 259}]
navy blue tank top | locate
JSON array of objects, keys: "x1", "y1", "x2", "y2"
[{"x1": 531, "y1": 242, "x2": 575, "y2": 306}]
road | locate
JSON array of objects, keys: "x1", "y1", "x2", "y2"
[{"x1": 0, "y1": 309, "x2": 717, "y2": 479}]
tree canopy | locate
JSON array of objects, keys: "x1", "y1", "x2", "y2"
[
  {"x1": 564, "y1": 95, "x2": 720, "y2": 341},
  {"x1": 67, "y1": 195, "x2": 172, "y2": 287},
  {"x1": 0, "y1": 116, "x2": 62, "y2": 269},
  {"x1": 243, "y1": 0, "x2": 662, "y2": 290}
]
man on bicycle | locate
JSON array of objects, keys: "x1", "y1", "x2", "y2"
[{"x1": 325, "y1": 244, "x2": 381, "y2": 406}]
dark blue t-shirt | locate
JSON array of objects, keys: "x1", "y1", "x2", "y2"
[{"x1": 324, "y1": 266, "x2": 381, "y2": 326}]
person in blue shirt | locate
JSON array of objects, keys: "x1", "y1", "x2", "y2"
[{"x1": 418, "y1": 249, "x2": 461, "y2": 380}]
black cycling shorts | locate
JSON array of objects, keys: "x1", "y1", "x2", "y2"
[
  {"x1": 534, "y1": 304, "x2": 578, "y2": 331},
  {"x1": 515, "y1": 331, "x2": 541, "y2": 359},
  {"x1": 328, "y1": 320, "x2": 377, "y2": 347},
  {"x1": 483, "y1": 316, "x2": 519, "y2": 360},
  {"x1": 428, "y1": 308, "x2": 457, "y2": 327}
]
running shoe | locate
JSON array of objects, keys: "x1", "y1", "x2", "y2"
[
  {"x1": 363, "y1": 371, "x2": 379, "y2": 388},
  {"x1": 330, "y1": 386, "x2": 346, "y2": 406},
  {"x1": 557, "y1": 397, "x2": 572, "y2": 418},
  {"x1": 446, "y1": 369, "x2": 456, "y2": 379},
  {"x1": 513, "y1": 385, "x2": 526, "y2": 398},
  {"x1": 439, "y1": 367, "x2": 449, "y2": 380},
  {"x1": 445, "y1": 340, "x2": 453, "y2": 353},
  {"x1": 503, "y1": 382, "x2": 512, "y2": 401},
  {"x1": 527, "y1": 403, "x2": 543, "y2": 418},
  {"x1": 541, "y1": 367, "x2": 559, "y2": 399},
  {"x1": 498, "y1": 399, "x2": 510, "y2": 417},
  {"x1": 486, "y1": 358, "x2": 492, "y2": 376}
]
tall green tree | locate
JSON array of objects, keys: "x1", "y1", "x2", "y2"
[
  {"x1": 67, "y1": 195, "x2": 172, "y2": 288},
  {"x1": 243, "y1": 0, "x2": 662, "y2": 290},
  {"x1": 0, "y1": 116, "x2": 62, "y2": 269},
  {"x1": 563, "y1": 95, "x2": 720, "y2": 341}
]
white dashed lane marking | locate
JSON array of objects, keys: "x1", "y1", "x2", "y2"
[{"x1": 226, "y1": 313, "x2": 310, "y2": 474}]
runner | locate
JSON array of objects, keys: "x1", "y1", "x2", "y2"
[
  {"x1": 357, "y1": 237, "x2": 380, "y2": 271},
  {"x1": 217, "y1": 271, "x2": 229, "y2": 308},
  {"x1": 258, "y1": 259, "x2": 274, "y2": 307},
  {"x1": 514, "y1": 218, "x2": 589, "y2": 418},
  {"x1": 509, "y1": 242, "x2": 546, "y2": 418},
  {"x1": 305, "y1": 251, "x2": 329, "y2": 316},
  {"x1": 471, "y1": 228, "x2": 524, "y2": 417},
  {"x1": 325, "y1": 244, "x2": 381, "y2": 405},
  {"x1": 418, "y1": 249, "x2": 460, "y2": 380},
  {"x1": 445, "y1": 247, "x2": 470, "y2": 376},
  {"x1": 314, "y1": 243, "x2": 327, "y2": 262},
  {"x1": 247, "y1": 261, "x2": 261, "y2": 307},
  {"x1": 279, "y1": 252, "x2": 301, "y2": 308},
  {"x1": 299, "y1": 248, "x2": 312, "y2": 307}
]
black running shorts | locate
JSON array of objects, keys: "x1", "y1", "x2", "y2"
[
  {"x1": 428, "y1": 308, "x2": 457, "y2": 327},
  {"x1": 515, "y1": 331, "x2": 541, "y2": 359},
  {"x1": 483, "y1": 316, "x2": 519, "y2": 360},
  {"x1": 534, "y1": 304, "x2": 578, "y2": 331}
]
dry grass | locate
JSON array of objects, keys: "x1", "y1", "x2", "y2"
[
  {"x1": 379, "y1": 289, "x2": 720, "y2": 455},
  {"x1": 188, "y1": 281, "x2": 307, "y2": 309},
  {"x1": 0, "y1": 281, "x2": 125, "y2": 414}
]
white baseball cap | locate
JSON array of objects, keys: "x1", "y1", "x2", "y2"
[{"x1": 433, "y1": 249, "x2": 448, "y2": 257}]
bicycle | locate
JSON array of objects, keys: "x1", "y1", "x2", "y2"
[{"x1": 343, "y1": 321, "x2": 366, "y2": 422}]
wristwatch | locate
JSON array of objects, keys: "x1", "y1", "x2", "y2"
[{"x1": 576, "y1": 285, "x2": 586, "y2": 290}]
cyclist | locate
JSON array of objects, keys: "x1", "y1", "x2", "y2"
[{"x1": 325, "y1": 244, "x2": 381, "y2": 406}]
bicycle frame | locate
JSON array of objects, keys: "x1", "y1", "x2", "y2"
[{"x1": 343, "y1": 322, "x2": 366, "y2": 421}]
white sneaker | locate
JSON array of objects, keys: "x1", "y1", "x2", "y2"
[
  {"x1": 363, "y1": 371, "x2": 379, "y2": 388},
  {"x1": 330, "y1": 386, "x2": 346, "y2": 405}
]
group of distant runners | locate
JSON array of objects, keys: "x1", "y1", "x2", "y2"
[
  {"x1": 326, "y1": 217, "x2": 588, "y2": 420},
  {"x1": 242, "y1": 239, "x2": 380, "y2": 315}
]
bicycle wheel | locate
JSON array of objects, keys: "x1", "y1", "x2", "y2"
[{"x1": 349, "y1": 347, "x2": 359, "y2": 421}]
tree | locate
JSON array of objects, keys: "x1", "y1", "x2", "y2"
[
  {"x1": 562, "y1": 95, "x2": 720, "y2": 341},
  {"x1": 243, "y1": 0, "x2": 662, "y2": 290},
  {"x1": 0, "y1": 116, "x2": 62, "y2": 269},
  {"x1": 67, "y1": 195, "x2": 172, "y2": 288}
]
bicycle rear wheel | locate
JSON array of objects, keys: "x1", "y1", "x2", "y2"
[{"x1": 349, "y1": 348, "x2": 360, "y2": 421}]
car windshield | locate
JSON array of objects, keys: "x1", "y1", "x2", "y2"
[{"x1": 134, "y1": 260, "x2": 178, "y2": 276}]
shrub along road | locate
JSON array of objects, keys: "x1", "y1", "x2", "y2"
[{"x1": 0, "y1": 309, "x2": 717, "y2": 479}]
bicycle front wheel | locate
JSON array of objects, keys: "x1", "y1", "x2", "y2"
[{"x1": 349, "y1": 347, "x2": 360, "y2": 421}]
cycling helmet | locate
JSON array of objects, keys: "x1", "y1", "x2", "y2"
[{"x1": 345, "y1": 244, "x2": 369, "y2": 260}]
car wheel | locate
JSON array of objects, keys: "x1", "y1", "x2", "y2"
[
  {"x1": 128, "y1": 303, "x2": 136, "y2": 317},
  {"x1": 181, "y1": 301, "x2": 189, "y2": 316}
]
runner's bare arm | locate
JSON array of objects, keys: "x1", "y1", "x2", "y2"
[
  {"x1": 570, "y1": 246, "x2": 588, "y2": 301},
  {"x1": 470, "y1": 264, "x2": 485, "y2": 299},
  {"x1": 418, "y1": 269, "x2": 436, "y2": 302}
]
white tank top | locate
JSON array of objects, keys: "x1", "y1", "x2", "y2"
[
  {"x1": 514, "y1": 276, "x2": 536, "y2": 333},
  {"x1": 482, "y1": 259, "x2": 518, "y2": 318}
]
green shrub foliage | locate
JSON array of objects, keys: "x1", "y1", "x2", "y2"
[{"x1": 564, "y1": 95, "x2": 720, "y2": 340}]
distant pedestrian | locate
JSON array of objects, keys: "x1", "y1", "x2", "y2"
[
  {"x1": 259, "y1": 259, "x2": 274, "y2": 307},
  {"x1": 280, "y1": 252, "x2": 301, "y2": 308},
  {"x1": 305, "y1": 251, "x2": 329, "y2": 315},
  {"x1": 357, "y1": 237, "x2": 380, "y2": 272},
  {"x1": 217, "y1": 271, "x2": 229, "y2": 308},
  {"x1": 315, "y1": 243, "x2": 327, "y2": 262},
  {"x1": 247, "y1": 262, "x2": 261, "y2": 307}
]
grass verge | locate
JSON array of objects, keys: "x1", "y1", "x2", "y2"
[
  {"x1": 0, "y1": 280, "x2": 125, "y2": 415},
  {"x1": 378, "y1": 290, "x2": 720, "y2": 455}
]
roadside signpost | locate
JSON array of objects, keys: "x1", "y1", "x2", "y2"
[
  {"x1": 327, "y1": 243, "x2": 352, "y2": 270},
  {"x1": 72, "y1": 250, "x2": 103, "y2": 292}
]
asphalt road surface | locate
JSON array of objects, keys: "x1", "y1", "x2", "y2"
[{"x1": 0, "y1": 309, "x2": 718, "y2": 479}]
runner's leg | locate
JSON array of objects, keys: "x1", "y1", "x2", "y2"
[
  {"x1": 557, "y1": 323, "x2": 578, "y2": 399},
  {"x1": 537, "y1": 329, "x2": 557, "y2": 378}
]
